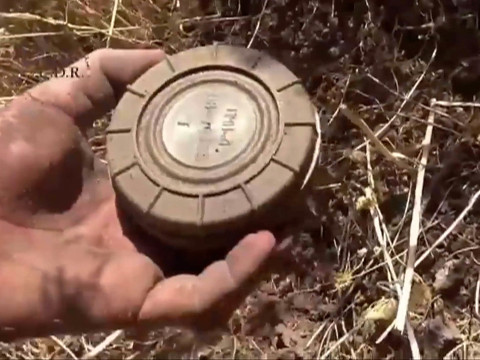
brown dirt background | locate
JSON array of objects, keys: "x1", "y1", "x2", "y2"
[{"x1": 2, "y1": 0, "x2": 480, "y2": 358}]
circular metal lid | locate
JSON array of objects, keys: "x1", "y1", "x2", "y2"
[{"x1": 106, "y1": 45, "x2": 318, "y2": 249}]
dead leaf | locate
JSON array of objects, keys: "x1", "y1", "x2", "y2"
[
  {"x1": 408, "y1": 280, "x2": 432, "y2": 314},
  {"x1": 423, "y1": 316, "x2": 461, "y2": 355},
  {"x1": 244, "y1": 300, "x2": 285, "y2": 337},
  {"x1": 349, "y1": 149, "x2": 367, "y2": 164},
  {"x1": 291, "y1": 293, "x2": 316, "y2": 312},
  {"x1": 356, "y1": 187, "x2": 379, "y2": 212},
  {"x1": 317, "y1": 302, "x2": 340, "y2": 316},
  {"x1": 433, "y1": 259, "x2": 466, "y2": 293},
  {"x1": 363, "y1": 297, "x2": 398, "y2": 322},
  {"x1": 309, "y1": 165, "x2": 339, "y2": 188},
  {"x1": 334, "y1": 271, "x2": 354, "y2": 290},
  {"x1": 466, "y1": 115, "x2": 480, "y2": 141},
  {"x1": 275, "y1": 323, "x2": 301, "y2": 348},
  {"x1": 177, "y1": 0, "x2": 204, "y2": 16},
  {"x1": 269, "y1": 348, "x2": 301, "y2": 360}
]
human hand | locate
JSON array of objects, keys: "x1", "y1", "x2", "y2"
[{"x1": 0, "y1": 49, "x2": 276, "y2": 341}]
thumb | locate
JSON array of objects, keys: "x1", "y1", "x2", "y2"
[
  {"x1": 137, "y1": 231, "x2": 276, "y2": 330},
  {"x1": 20, "y1": 48, "x2": 166, "y2": 131}
]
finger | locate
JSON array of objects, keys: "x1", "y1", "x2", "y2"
[
  {"x1": 137, "y1": 231, "x2": 276, "y2": 329},
  {"x1": 16, "y1": 48, "x2": 165, "y2": 131}
]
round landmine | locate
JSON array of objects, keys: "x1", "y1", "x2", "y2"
[{"x1": 106, "y1": 45, "x2": 318, "y2": 250}]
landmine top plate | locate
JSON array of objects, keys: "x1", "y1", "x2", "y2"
[{"x1": 106, "y1": 45, "x2": 318, "y2": 249}]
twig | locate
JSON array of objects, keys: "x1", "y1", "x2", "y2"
[
  {"x1": 302, "y1": 109, "x2": 322, "y2": 189},
  {"x1": 406, "y1": 321, "x2": 422, "y2": 360},
  {"x1": 80, "y1": 336, "x2": 94, "y2": 353},
  {"x1": 179, "y1": 14, "x2": 250, "y2": 24},
  {"x1": 0, "y1": 12, "x2": 164, "y2": 43},
  {"x1": 340, "y1": 104, "x2": 412, "y2": 171},
  {"x1": 250, "y1": 339, "x2": 264, "y2": 355},
  {"x1": 369, "y1": 193, "x2": 401, "y2": 292},
  {"x1": 366, "y1": 143, "x2": 400, "y2": 290},
  {"x1": 247, "y1": 0, "x2": 269, "y2": 48},
  {"x1": 415, "y1": 188, "x2": 480, "y2": 267},
  {"x1": 125, "y1": 351, "x2": 140, "y2": 360},
  {"x1": 0, "y1": 27, "x2": 150, "y2": 45},
  {"x1": 366, "y1": 143, "x2": 415, "y2": 349},
  {"x1": 435, "y1": 100, "x2": 480, "y2": 108},
  {"x1": 395, "y1": 99, "x2": 436, "y2": 333},
  {"x1": 0, "y1": 31, "x2": 65, "y2": 40},
  {"x1": 476, "y1": 272, "x2": 480, "y2": 317},
  {"x1": 443, "y1": 341, "x2": 475, "y2": 359},
  {"x1": 354, "y1": 249, "x2": 408, "y2": 280},
  {"x1": 232, "y1": 336, "x2": 237, "y2": 360},
  {"x1": 302, "y1": 75, "x2": 351, "y2": 189},
  {"x1": 366, "y1": 137, "x2": 420, "y2": 356},
  {"x1": 0, "y1": 12, "x2": 97, "y2": 31},
  {"x1": 328, "y1": 74, "x2": 351, "y2": 125},
  {"x1": 397, "y1": 112, "x2": 463, "y2": 136},
  {"x1": 355, "y1": 45, "x2": 437, "y2": 151},
  {"x1": 106, "y1": 0, "x2": 121, "y2": 48},
  {"x1": 376, "y1": 320, "x2": 396, "y2": 344},
  {"x1": 391, "y1": 182, "x2": 414, "y2": 248},
  {"x1": 398, "y1": 22, "x2": 435, "y2": 30},
  {"x1": 50, "y1": 336, "x2": 78, "y2": 360},
  {"x1": 318, "y1": 323, "x2": 363, "y2": 359},
  {"x1": 316, "y1": 321, "x2": 335, "y2": 359},
  {"x1": 306, "y1": 321, "x2": 327, "y2": 348},
  {"x1": 341, "y1": 320, "x2": 357, "y2": 360},
  {"x1": 366, "y1": 73, "x2": 458, "y2": 125},
  {"x1": 84, "y1": 329, "x2": 124, "y2": 359},
  {"x1": 447, "y1": 245, "x2": 480, "y2": 261}
]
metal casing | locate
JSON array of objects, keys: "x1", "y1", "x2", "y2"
[{"x1": 106, "y1": 45, "x2": 317, "y2": 249}]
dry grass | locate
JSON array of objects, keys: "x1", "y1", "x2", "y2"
[{"x1": 2, "y1": 0, "x2": 480, "y2": 359}]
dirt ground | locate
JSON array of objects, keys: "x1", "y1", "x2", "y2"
[{"x1": 2, "y1": 0, "x2": 480, "y2": 359}]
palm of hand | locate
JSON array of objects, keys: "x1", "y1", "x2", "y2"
[{"x1": 0, "y1": 49, "x2": 275, "y2": 341}]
